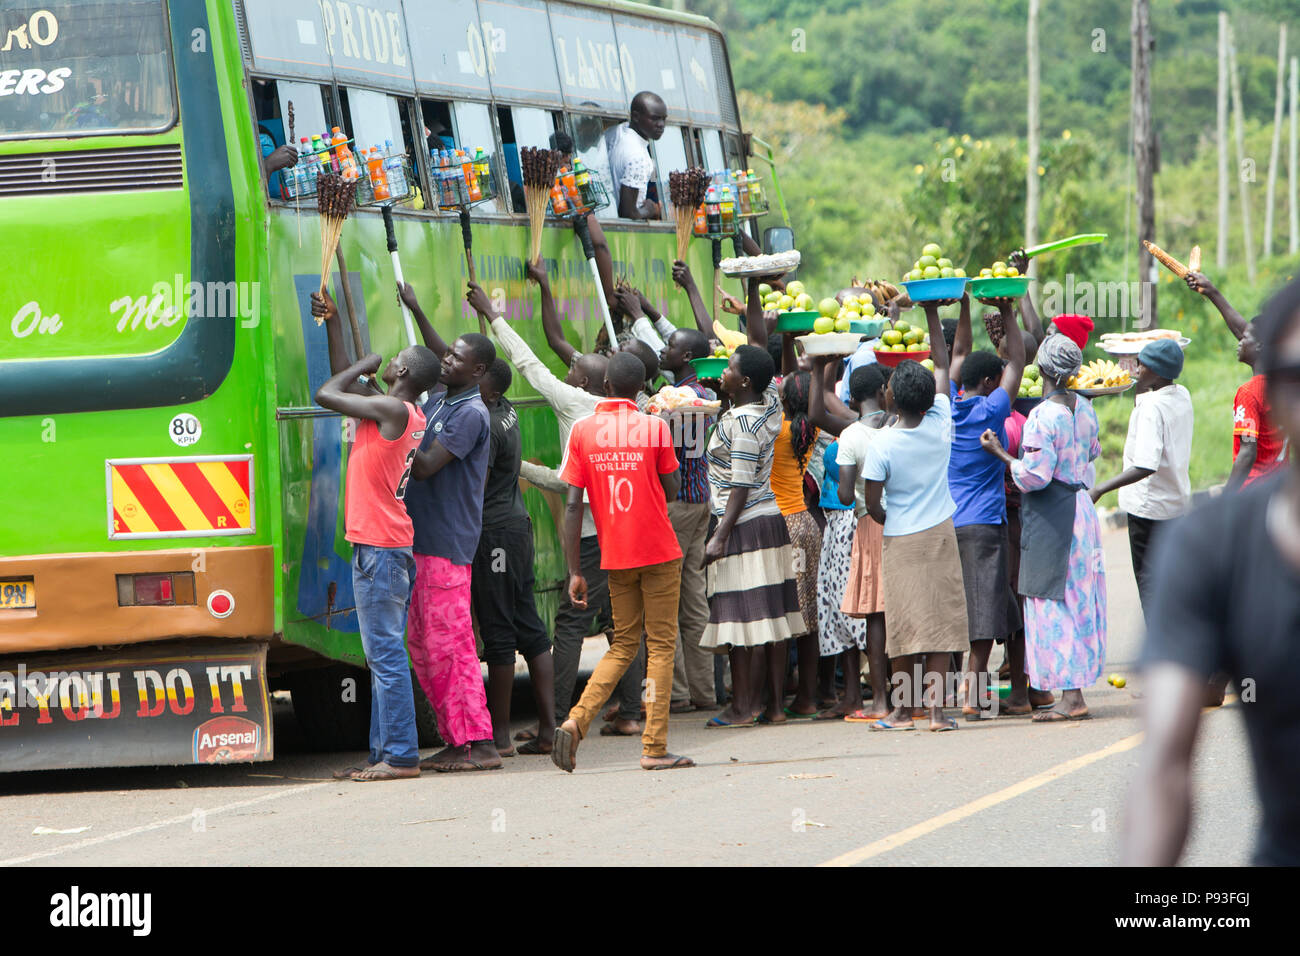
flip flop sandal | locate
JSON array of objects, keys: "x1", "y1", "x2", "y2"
[
  {"x1": 1033, "y1": 708, "x2": 1091, "y2": 723},
  {"x1": 704, "y1": 715, "x2": 756, "y2": 729},
  {"x1": 782, "y1": 706, "x2": 818, "y2": 720},
  {"x1": 869, "y1": 718, "x2": 916, "y2": 731},
  {"x1": 643, "y1": 754, "x2": 696, "y2": 771},
  {"x1": 332, "y1": 762, "x2": 373, "y2": 780},
  {"x1": 513, "y1": 729, "x2": 538, "y2": 742},
  {"x1": 434, "y1": 758, "x2": 503, "y2": 773},
  {"x1": 844, "y1": 710, "x2": 890, "y2": 723},
  {"x1": 352, "y1": 763, "x2": 420, "y2": 781},
  {"x1": 516, "y1": 737, "x2": 551, "y2": 755},
  {"x1": 813, "y1": 710, "x2": 846, "y2": 721},
  {"x1": 930, "y1": 719, "x2": 959, "y2": 732},
  {"x1": 600, "y1": 723, "x2": 641, "y2": 736},
  {"x1": 552, "y1": 727, "x2": 577, "y2": 772},
  {"x1": 757, "y1": 713, "x2": 789, "y2": 725},
  {"x1": 999, "y1": 705, "x2": 1034, "y2": 717}
]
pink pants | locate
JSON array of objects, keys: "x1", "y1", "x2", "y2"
[{"x1": 408, "y1": 553, "x2": 493, "y2": 748}]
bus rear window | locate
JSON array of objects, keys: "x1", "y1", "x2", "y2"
[{"x1": 0, "y1": 0, "x2": 175, "y2": 140}]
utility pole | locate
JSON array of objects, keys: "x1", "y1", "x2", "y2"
[
  {"x1": 1291, "y1": 55, "x2": 1298, "y2": 256},
  {"x1": 1132, "y1": 0, "x2": 1156, "y2": 327},
  {"x1": 1264, "y1": 25, "x2": 1287, "y2": 259},
  {"x1": 1229, "y1": 23, "x2": 1257, "y2": 284},
  {"x1": 1026, "y1": 0, "x2": 1040, "y2": 281},
  {"x1": 1218, "y1": 12, "x2": 1230, "y2": 269}
]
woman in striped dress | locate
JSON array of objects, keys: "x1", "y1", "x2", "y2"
[{"x1": 701, "y1": 277, "x2": 806, "y2": 728}]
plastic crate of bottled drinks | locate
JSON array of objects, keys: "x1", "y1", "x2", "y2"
[
  {"x1": 357, "y1": 153, "x2": 415, "y2": 207},
  {"x1": 547, "y1": 169, "x2": 609, "y2": 219},
  {"x1": 431, "y1": 152, "x2": 496, "y2": 210}
]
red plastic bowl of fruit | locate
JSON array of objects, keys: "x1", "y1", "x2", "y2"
[{"x1": 874, "y1": 348, "x2": 931, "y2": 368}]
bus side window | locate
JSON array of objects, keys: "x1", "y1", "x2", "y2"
[
  {"x1": 450, "y1": 102, "x2": 503, "y2": 215},
  {"x1": 253, "y1": 78, "x2": 330, "y2": 201},
  {"x1": 652, "y1": 125, "x2": 689, "y2": 217},
  {"x1": 568, "y1": 113, "x2": 616, "y2": 213},
  {"x1": 497, "y1": 106, "x2": 559, "y2": 215},
  {"x1": 337, "y1": 88, "x2": 417, "y2": 202},
  {"x1": 698, "y1": 128, "x2": 725, "y2": 175}
]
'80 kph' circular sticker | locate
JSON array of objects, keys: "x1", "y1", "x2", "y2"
[{"x1": 168, "y1": 413, "x2": 202, "y2": 447}]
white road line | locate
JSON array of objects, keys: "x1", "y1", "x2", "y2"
[
  {"x1": 818, "y1": 731, "x2": 1145, "y2": 867},
  {"x1": 0, "y1": 782, "x2": 328, "y2": 867}
]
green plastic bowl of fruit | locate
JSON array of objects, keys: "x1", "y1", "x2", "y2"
[
  {"x1": 774, "y1": 310, "x2": 820, "y2": 332},
  {"x1": 691, "y1": 356, "x2": 730, "y2": 379},
  {"x1": 968, "y1": 276, "x2": 1030, "y2": 300},
  {"x1": 851, "y1": 317, "x2": 887, "y2": 338}
]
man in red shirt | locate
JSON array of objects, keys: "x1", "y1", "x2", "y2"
[
  {"x1": 1187, "y1": 271, "x2": 1290, "y2": 488},
  {"x1": 552, "y1": 353, "x2": 692, "y2": 772},
  {"x1": 311, "y1": 291, "x2": 442, "y2": 782}
]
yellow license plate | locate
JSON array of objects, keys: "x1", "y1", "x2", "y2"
[{"x1": 0, "y1": 579, "x2": 35, "y2": 610}]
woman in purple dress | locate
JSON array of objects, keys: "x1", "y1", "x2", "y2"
[{"x1": 980, "y1": 334, "x2": 1107, "y2": 721}]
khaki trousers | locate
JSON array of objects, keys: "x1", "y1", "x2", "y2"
[
  {"x1": 667, "y1": 501, "x2": 715, "y2": 706},
  {"x1": 569, "y1": 558, "x2": 682, "y2": 757}
]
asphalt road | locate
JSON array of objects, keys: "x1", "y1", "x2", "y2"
[{"x1": 0, "y1": 527, "x2": 1258, "y2": 867}]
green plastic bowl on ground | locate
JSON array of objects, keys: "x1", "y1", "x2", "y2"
[
  {"x1": 690, "y1": 356, "x2": 729, "y2": 379},
  {"x1": 774, "y1": 310, "x2": 820, "y2": 332},
  {"x1": 968, "y1": 276, "x2": 1031, "y2": 299}
]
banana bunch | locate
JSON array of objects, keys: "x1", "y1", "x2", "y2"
[
  {"x1": 712, "y1": 320, "x2": 748, "y2": 354},
  {"x1": 866, "y1": 279, "x2": 902, "y2": 303},
  {"x1": 1068, "y1": 359, "x2": 1131, "y2": 389}
]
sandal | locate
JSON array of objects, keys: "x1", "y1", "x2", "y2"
[
  {"x1": 704, "y1": 715, "x2": 756, "y2": 729},
  {"x1": 930, "y1": 717, "x2": 959, "y2": 732},
  {"x1": 600, "y1": 722, "x2": 641, "y2": 736},
  {"x1": 844, "y1": 709, "x2": 890, "y2": 723},
  {"x1": 869, "y1": 717, "x2": 915, "y2": 731},
  {"x1": 516, "y1": 737, "x2": 552, "y2": 755},
  {"x1": 513, "y1": 728, "x2": 538, "y2": 742},
  {"x1": 813, "y1": 709, "x2": 846, "y2": 721},
  {"x1": 552, "y1": 726, "x2": 578, "y2": 773},
  {"x1": 641, "y1": 754, "x2": 696, "y2": 771},
  {"x1": 351, "y1": 762, "x2": 420, "y2": 782},
  {"x1": 782, "y1": 706, "x2": 818, "y2": 720},
  {"x1": 1032, "y1": 707, "x2": 1091, "y2": 723},
  {"x1": 332, "y1": 762, "x2": 374, "y2": 780}
]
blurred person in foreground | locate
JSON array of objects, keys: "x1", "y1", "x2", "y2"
[{"x1": 1124, "y1": 278, "x2": 1300, "y2": 865}]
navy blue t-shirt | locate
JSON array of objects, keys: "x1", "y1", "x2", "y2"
[
  {"x1": 947, "y1": 381, "x2": 1010, "y2": 528},
  {"x1": 404, "y1": 384, "x2": 491, "y2": 565}
]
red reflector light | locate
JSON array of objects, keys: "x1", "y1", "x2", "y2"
[
  {"x1": 208, "y1": 590, "x2": 234, "y2": 618},
  {"x1": 132, "y1": 573, "x2": 173, "y2": 606},
  {"x1": 115, "y1": 572, "x2": 196, "y2": 607}
]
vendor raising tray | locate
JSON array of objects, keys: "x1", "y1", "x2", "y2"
[{"x1": 1099, "y1": 328, "x2": 1191, "y2": 355}]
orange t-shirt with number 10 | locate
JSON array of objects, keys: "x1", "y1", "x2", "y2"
[{"x1": 559, "y1": 398, "x2": 683, "y2": 571}]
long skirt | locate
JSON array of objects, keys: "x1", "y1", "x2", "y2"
[
  {"x1": 818, "y1": 509, "x2": 868, "y2": 655},
  {"x1": 842, "y1": 513, "x2": 885, "y2": 618},
  {"x1": 880, "y1": 519, "x2": 969, "y2": 658},
  {"x1": 784, "y1": 509, "x2": 821, "y2": 636},
  {"x1": 702, "y1": 511, "x2": 806, "y2": 650},
  {"x1": 1022, "y1": 489, "x2": 1107, "y2": 690}
]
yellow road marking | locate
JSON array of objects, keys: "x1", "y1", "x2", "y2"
[
  {"x1": 818, "y1": 731, "x2": 1144, "y2": 867},
  {"x1": 141, "y1": 463, "x2": 209, "y2": 530},
  {"x1": 110, "y1": 469, "x2": 159, "y2": 535},
  {"x1": 196, "y1": 461, "x2": 251, "y2": 527}
]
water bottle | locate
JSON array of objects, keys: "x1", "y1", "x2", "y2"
[{"x1": 383, "y1": 139, "x2": 407, "y2": 198}]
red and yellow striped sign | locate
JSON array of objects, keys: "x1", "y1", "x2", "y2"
[{"x1": 108, "y1": 457, "x2": 253, "y2": 538}]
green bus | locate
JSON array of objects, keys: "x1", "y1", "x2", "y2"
[{"x1": 0, "y1": 0, "x2": 780, "y2": 770}]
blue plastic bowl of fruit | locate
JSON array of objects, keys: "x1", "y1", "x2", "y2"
[{"x1": 900, "y1": 277, "x2": 968, "y2": 302}]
